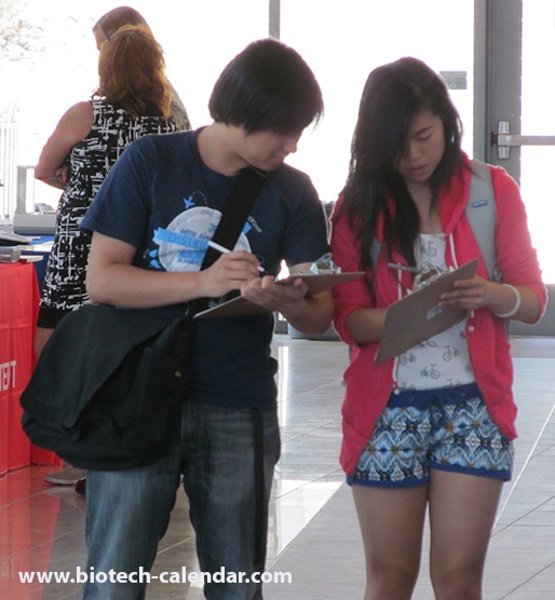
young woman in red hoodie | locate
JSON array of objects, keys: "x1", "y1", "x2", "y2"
[{"x1": 331, "y1": 56, "x2": 547, "y2": 600}]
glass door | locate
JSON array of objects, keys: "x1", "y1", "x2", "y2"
[
  {"x1": 487, "y1": 0, "x2": 555, "y2": 334},
  {"x1": 278, "y1": 0, "x2": 476, "y2": 203},
  {"x1": 279, "y1": 0, "x2": 552, "y2": 334},
  {"x1": 520, "y1": 1, "x2": 555, "y2": 286}
]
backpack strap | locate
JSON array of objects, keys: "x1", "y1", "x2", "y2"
[
  {"x1": 371, "y1": 159, "x2": 500, "y2": 281},
  {"x1": 370, "y1": 237, "x2": 382, "y2": 276},
  {"x1": 188, "y1": 167, "x2": 267, "y2": 316},
  {"x1": 466, "y1": 159, "x2": 501, "y2": 281}
]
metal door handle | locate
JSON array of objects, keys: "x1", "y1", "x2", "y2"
[{"x1": 494, "y1": 120, "x2": 555, "y2": 159}]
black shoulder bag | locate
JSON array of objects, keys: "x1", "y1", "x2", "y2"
[{"x1": 20, "y1": 167, "x2": 266, "y2": 470}]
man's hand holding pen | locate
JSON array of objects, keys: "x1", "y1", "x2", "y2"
[{"x1": 200, "y1": 245, "x2": 265, "y2": 298}]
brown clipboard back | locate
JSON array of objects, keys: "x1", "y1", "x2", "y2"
[
  {"x1": 375, "y1": 259, "x2": 478, "y2": 365},
  {"x1": 194, "y1": 271, "x2": 365, "y2": 320}
]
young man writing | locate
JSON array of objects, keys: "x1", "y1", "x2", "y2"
[{"x1": 80, "y1": 38, "x2": 331, "y2": 599}]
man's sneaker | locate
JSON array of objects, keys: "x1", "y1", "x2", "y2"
[
  {"x1": 74, "y1": 477, "x2": 87, "y2": 496},
  {"x1": 44, "y1": 466, "x2": 87, "y2": 486}
]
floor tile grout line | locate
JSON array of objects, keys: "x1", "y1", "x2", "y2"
[
  {"x1": 498, "y1": 560, "x2": 555, "y2": 599},
  {"x1": 278, "y1": 420, "x2": 341, "y2": 444},
  {"x1": 266, "y1": 482, "x2": 346, "y2": 569},
  {"x1": 495, "y1": 399, "x2": 555, "y2": 528}
]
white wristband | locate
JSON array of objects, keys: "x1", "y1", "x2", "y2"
[{"x1": 493, "y1": 284, "x2": 522, "y2": 319}]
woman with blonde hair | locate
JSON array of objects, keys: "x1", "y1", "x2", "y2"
[
  {"x1": 35, "y1": 25, "x2": 178, "y2": 487},
  {"x1": 36, "y1": 25, "x2": 176, "y2": 340},
  {"x1": 36, "y1": 23, "x2": 177, "y2": 345}
]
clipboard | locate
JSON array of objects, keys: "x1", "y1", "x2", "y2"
[
  {"x1": 375, "y1": 259, "x2": 478, "y2": 365},
  {"x1": 194, "y1": 271, "x2": 365, "y2": 319}
]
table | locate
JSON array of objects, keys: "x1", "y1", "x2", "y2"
[
  {"x1": 27, "y1": 235, "x2": 54, "y2": 291},
  {"x1": 0, "y1": 262, "x2": 60, "y2": 475}
]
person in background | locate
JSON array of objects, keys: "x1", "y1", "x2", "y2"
[
  {"x1": 80, "y1": 38, "x2": 332, "y2": 600},
  {"x1": 34, "y1": 25, "x2": 179, "y2": 487},
  {"x1": 330, "y1": 56, "x2": 547, "y2": 599},
  {"x1": 93, "y1": 5, "x2": 191, "y2": 131}
]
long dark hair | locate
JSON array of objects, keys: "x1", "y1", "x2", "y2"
[{"x1": 340, "y1": 57, "x2": 463, "y2": 277}]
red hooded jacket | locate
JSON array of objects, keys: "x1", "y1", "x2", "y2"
[{"x1": 331, "y1": 155, "x2": 548, "y2": 476}]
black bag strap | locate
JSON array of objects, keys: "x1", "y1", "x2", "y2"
[{"x1": 189, "y1": 167, "x2": 267, "y2": 316}]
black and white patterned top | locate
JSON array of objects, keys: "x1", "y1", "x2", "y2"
[{"x1": 37, "y1": 99, "x2": 177, "y2": 328}]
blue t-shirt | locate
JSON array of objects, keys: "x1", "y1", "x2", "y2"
[{"x1": 81, "y1": 129, "x2": 329, "y2": 410}]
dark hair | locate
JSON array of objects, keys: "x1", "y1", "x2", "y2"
[
  {"x1": 341, "y1": 56, "x2": 463, "y2": 279},
  {"x1": 94, "y1": 25, "x2": 171, "y2": 118},
  {"x1": 93, "y1": 6, "x2": 150, "y2": 40},
  {"x1": 209, "y1": 38, "x2": 323, "y2": 134}
]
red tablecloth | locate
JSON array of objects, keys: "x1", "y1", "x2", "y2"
[{"x1": 0, "y1": 262, "x2": 60, "y2": 475}]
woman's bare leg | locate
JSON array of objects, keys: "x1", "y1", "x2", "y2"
[
  {"x1": 428, "y1": 469, "x2": 503, "y2": 600},
  {"x1": 352, "y1": 484, "x2": 429, "y2": 600}
]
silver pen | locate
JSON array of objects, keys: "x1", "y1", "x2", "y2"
[
  {"x1": 387, "y1": 262, "x2": 420, "y2": 274},
  {"x1": 207, "y1": 240, "x2": 265, "y2": 273}
]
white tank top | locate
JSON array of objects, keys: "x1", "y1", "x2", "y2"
[{"x1": 395, "y1": 233, "x2": 476, "y2": 390}]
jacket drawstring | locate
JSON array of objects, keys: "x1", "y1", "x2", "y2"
[{"x1": 391, "y1": 268, "x2": 404, "y2": 392}]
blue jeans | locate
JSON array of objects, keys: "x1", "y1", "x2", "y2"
[{"x1": 83, "y1": 401, "x2": 280, "y2": 600}]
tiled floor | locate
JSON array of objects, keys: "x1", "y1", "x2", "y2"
[{"x1": 1, "y1": 335, "x2": 554, "y2": 599}]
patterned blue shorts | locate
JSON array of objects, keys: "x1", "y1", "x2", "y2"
[{"x1": 349, "y1": 383, "x2": 514, "y2": 488}]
